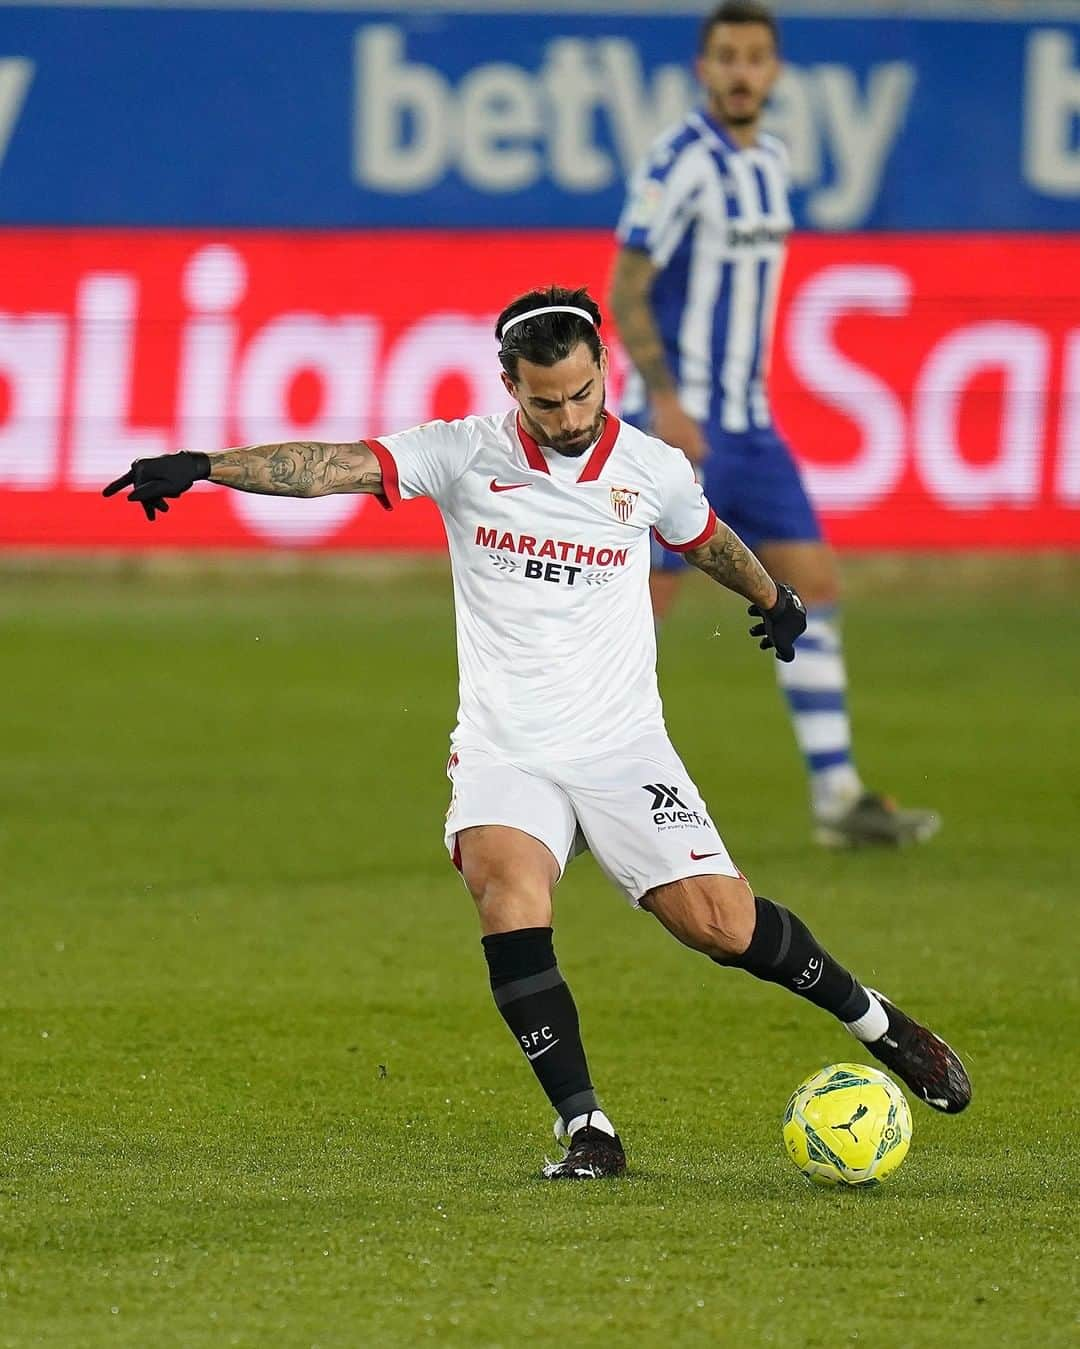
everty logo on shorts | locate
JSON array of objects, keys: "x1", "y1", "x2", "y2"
[{"x1": 642, "y1": 783, "x2": 711, "y2": 831}]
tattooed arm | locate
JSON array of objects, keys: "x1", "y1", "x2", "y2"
[
  {"x1": 102, "y1": 440, "x2": 386, "y2": 522},
  {"x1": 683, "y1": 518, "x2": 806, "y2": 661},
  {"x1": 608, "y1": 248, "x2": 708, "y2": 464},
  {"x1": 684, "y1": 518, "x2": 779, "y2": 609},
  {"x1": 608, "y1": 248, "x2": 672, "y2": 398},
  {"x1": 208, "y1": 441, "x2": 383, "y2": 497}
]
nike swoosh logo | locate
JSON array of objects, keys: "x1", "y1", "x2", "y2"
[
  {"x1": 490, "y1": 480, "x2": 531, "y2": 493},
  {"x1": 690, "y1": 850, "x2": 723, "y2": 860},
  {"x1": 526, "y1": 1038, "x2": 560, "y2": 1061}
]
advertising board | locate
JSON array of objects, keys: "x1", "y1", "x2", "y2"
[{"x1": 1, "y1": 230, "x2": 1076, "y2": 550}]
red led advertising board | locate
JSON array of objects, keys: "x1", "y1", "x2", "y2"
[{"x1": 0, "y1": 231, "x2": 1076, "y2": 550}]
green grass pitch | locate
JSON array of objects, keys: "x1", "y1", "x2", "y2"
[{"x1": 1, "y1": 556, "x2": 1077, "y2": 1348}]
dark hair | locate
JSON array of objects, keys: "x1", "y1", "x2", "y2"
[
  {"x1": 496, "y1": 285, "x2": 603, "y2": 383},
  {"x1": 699, "y1": 0, "x2": 779, "y2": 54}
]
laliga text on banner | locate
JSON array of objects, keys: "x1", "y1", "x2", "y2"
[{"x1": 0, "y1": 231, "x2": 1077, "y2": 550}]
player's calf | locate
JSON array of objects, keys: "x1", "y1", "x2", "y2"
[
  {"x1": 717, "y1": 895, "x2": 875, "y2": 1023},
  {"x1": 460, "y1": 827, "x2": 624, "y2": 1174},
  {"x1": 647, "y1": 882, "x2": 875, "y2": 1028},
  {"x1": 681, "y1": 892, "x2": 972, "y2": 1112},
  {"x1": 482, "y1": 925, "x2": 610, "y2": 1149}
]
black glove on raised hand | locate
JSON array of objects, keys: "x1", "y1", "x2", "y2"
[
  {"x1": 102, "y1": 451, "x2": 212, "y2": 521},
  {"x1": 748, "y1": 582, "x2": 807, "y2": 663}
]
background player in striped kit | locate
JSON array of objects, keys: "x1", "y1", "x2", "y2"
[{"x1": 609, "y1": 0, "x2": 938, "y2": 848}]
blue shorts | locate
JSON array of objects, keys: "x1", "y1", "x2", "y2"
[{"x1": 643, "y1": 421, "x2": 821, "y2": 571}]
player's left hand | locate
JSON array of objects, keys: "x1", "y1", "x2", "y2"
[{"x1": 748, "y1": 582, "x2": 807, "y2": 663}]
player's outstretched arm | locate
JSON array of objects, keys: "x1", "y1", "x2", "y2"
[
  {"x1": 207, "y1": 441, "x2": 382, "y2": 498},
  {"x1": 685, "y1": 518, "x2": 807, "y2": 662},
  {"x1": 102, "y1": 441, "x2": 384, "y2": 521}
]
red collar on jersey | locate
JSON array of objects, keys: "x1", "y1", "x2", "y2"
[{"x1": 514, "y1": 412, "x2": 621, "y2": 483}]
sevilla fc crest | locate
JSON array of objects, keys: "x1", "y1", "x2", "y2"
[{"x1": 610, "y1": 486, "x2": 639, "y2": 523}]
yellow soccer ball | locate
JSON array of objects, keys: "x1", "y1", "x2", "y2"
[{"x1": 783, "y1": 1062, "x2": 912, "y2": 1187}]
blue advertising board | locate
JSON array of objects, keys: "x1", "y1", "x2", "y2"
[{"x1": 0, "y1": 7, "x2": 1077, "y2": 229}]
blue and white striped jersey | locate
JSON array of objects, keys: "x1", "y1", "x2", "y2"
[{"x1": 616, "y1": 109, "x2": 793, "y2": 433}]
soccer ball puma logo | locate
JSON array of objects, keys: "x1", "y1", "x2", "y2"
[{"x1": 832, "y1": 1103, "x2": 869, "y2": 1142}]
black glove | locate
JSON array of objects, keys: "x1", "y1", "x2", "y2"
[
  {"x1": 102, "y1": 451, "x2": 212, "y2": 521},
  {"x1": 748, "y1": 582, "x2": 807, "y2": 663}
]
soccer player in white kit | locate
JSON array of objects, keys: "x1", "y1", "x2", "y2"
[{"x1": 104, "y1": 286, "x2": 970, "y2": 1179}]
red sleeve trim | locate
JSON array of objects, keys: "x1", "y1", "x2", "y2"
[
  {"x1": 653, "y1": 507, "x2": 718, "y2": 554},
  {"x1": 366, "y1": 437, "x2": 401, "y2": 510}
]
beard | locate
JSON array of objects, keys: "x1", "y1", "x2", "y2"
[
  {"x1": 549, "y1": 417, "x2": 604, "y2": 456},
  {"x1": 721, "y1": 88, "x2": 761, "y2": 126},
  {"x1": 523, "y1": 395, "x2": 607, "y2": 458}
]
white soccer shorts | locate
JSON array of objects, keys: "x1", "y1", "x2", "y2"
[{"x1": 444, "y1": 733, "x2": 741, "y2": 905}]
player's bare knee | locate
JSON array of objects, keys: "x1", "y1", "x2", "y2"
[
  {"x1": 782, "y1": 563, "x2": 838, "y2": 609},
  {"x1": 457, "y1": 846, "x2": 555, "y2": 934},
  {"x1": 695, "y1": 880, "x2": 754, "y2": 957},
  {"x1": 645, "y1": 875, "x2": 754, "y2": 959},
  {"x1": 758, "y1": 543, "x2": 839, "y2": 609},
  {"x1": 803, "y1": 578, "x2": 840, "y2": 607},
  {"x1": 460, "y1": 863, "x2": 545, "y2": 919},
  {"x1": 475, "y1": 890, "x2": 552, "y2": 935},
  {"x1": 802, "y1": 583, "x2": 839, "y2": 608},
  {"x1": 473, "y1": 866, "x2": 541, "y2": 904}
]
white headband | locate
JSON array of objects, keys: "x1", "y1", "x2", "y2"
[{"x1": 499, "y1": 305, "x2": 596, "y2": 341}]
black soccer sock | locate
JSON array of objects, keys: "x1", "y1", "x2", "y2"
[
  {"x1": 482, "y1": 926, "x2": 599, "y2": 1125},
  {"x1": 717, "y1": 896, "x2": 870, "y2": 1024}
]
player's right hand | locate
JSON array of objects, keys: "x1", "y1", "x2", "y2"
[
  {"x1": 102, "y1": 451, "x2": 211, "y2": 522},
  {"x1": 650, "y1": 394, "x2": 708, "y2": 466}
]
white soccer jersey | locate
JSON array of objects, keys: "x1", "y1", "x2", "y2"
[
  {"x1": 368, "y1": 411, "x2": 715, "y2": 764},
  {"x1": 617, "y1": 109, "x2": 793, "y2": 433}
]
